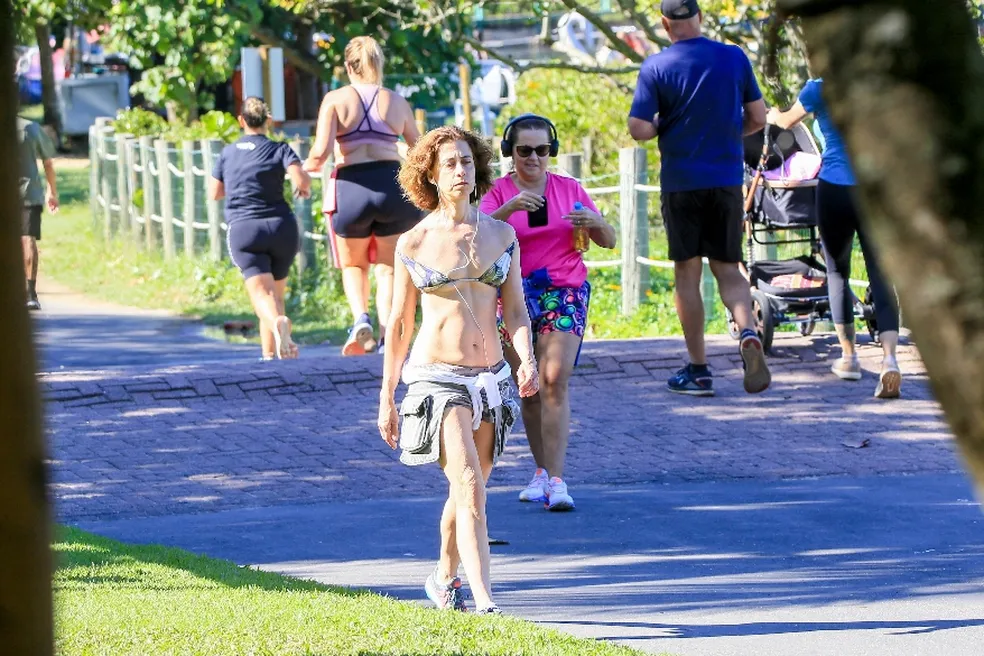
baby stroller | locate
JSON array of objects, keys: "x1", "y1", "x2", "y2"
[{"x1": 725, "y1": 122, "x2": 877, "y2": 352}]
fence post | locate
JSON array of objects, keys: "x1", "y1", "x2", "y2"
[
  {"x1": 753, "y1": 231, "x2": 778, "y2": 263},
  {"x1": 291, "y1": 137, "x2": 317, "y2": 277},
  {"x1": 100, "y1": 132, "x2": 114, "y2": 240},
  {"x1": 182, "y1": 141, "x2": 197, "y2": 258},
  {"x1": 619, "y1": 147, "x2": 649, "y2": 314},
  {"x1": 200, "y1": 139, "x2": 224, "y2": 261},
  {"x1": 115, "y1": 133, "x2": 131, "y2": 238},
  {"x1": 139, "y1": 136, "x2": 157, "y2": 250},
  {"x1": 701, "y1": 259, "x2": 717, "y2": 325},
  {"x1": 581, "y1": 136, "x2": 593, "y2": 177},
  {"x1": 125, "y1": 139, "x2": 141, "y2": 243},
  {"x1": 155, "y1": 139, "x2": 176, "y2": 260},
  {"x1": 415, "y1": 108, "x2": 427, "y2": 135},
  {"x1": 557, "y1": 153, "x2": 582, "y2": 180},
  {"x1": 88, "y1": 125, "x2": 98, "y2": 222}
]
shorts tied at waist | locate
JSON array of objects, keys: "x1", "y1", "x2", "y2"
[{"x1": 397, "y1": 361, "x2": 517, "y2": 467}]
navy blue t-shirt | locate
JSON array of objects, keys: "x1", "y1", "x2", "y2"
[
  {"x1": 212, "y1": 134, "x2": 300, "y2": 224},
  {"x1": 629, "y1": 37, "x2": 762, "y2": 193}
]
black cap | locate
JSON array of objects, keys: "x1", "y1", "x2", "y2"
[{"x1": 661, "y1": 0, "x2": 700, "y2": 20}]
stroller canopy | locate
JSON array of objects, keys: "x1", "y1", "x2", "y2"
[{"x1": 744, "y1": 122, "x2": 820, "y2": 171}]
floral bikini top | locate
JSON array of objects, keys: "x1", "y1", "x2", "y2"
[{"x1": 399, "y1": 242, "x2": 515, "y2": 293}]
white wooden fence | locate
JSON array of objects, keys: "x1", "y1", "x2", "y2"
[{"x1": 88, "y1": 122, "x2": 729, "y2": 316}]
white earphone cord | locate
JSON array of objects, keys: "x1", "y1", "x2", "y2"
[{"x1": 442, "y1": 206, "x2": 494, "y2": 374}]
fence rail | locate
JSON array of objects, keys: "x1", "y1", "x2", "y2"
[{"x1": 88, "y1": 121, "x2": 868, "y2": 318}]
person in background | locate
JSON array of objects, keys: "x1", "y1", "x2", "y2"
[
  {"x1": 480, "y1": 114, "x2": 616, "y2": 511},
  {"x1": 768, "y1": 79, "x2": 902, "y2": 398},
  {"x1": 379, "y1": 126, "x2": 538, "y2": 615},
  {"x1": 627, "y1": 0, "x2": 770, "y2": 397},
  {"x1": 304, "y1": 36, "x2": 422, "y2": 356},
  {"x1": 209, "y1": 97, "x2": 311, "y2": 360},
  {"x1": 18, "y1": 110, "x2": 58, "y2": 311}
]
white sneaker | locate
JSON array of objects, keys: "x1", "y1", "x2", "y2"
[
  {"x1": 518, "y1": 468, "x2": 549, "y2": 503},
  {"x1": 545, "y1": 477, "x2": 575, "y2": 512}
]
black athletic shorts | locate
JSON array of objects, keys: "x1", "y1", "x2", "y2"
[
  {"x1": 22, "y1": 205, "x2": 42, "y2": 239},
  {"x1": 660, "y1": 186, "x2": 743, "y2": 263},
  {"x1": 227, "y1": 216, "x2": 299, "y2": 280},
  {"x1": 331, "y1": 161, "x2": 422, "y2": 238}
]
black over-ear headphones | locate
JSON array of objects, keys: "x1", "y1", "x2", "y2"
[{"x1": 500, "y1": 113, "x2": 559, "y2": 158}]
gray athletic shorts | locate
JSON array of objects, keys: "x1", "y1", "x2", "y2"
[{"x1": 398, "y1": 361, "x2": 518, "y2": 467}]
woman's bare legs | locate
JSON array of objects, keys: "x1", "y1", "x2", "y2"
[
  {"x1": 372, "y1": 234, "x2": 400, "y2": 346},
  {"x1": 335, "y1": 236, "x2": 377, "y2": 354},
  {"x1": 534, "y1": 331, "x2": 581, "y2": 480},
  {"x1": 503, "y1": 342, "x2": 544, "y2": 465},
  {"x1": 438, "y1": 406, "x2": 496, "y2": 609},
  {"x1": 244, "y1": 273, "x2": 296, "y2": 359},
  {"x1": 335, "y1": 236, "x2": 372, "y2": 322}
]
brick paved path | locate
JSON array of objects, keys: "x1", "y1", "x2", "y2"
[{"x1": 44, "y1": 333, "x2": 956, "y2": 522}]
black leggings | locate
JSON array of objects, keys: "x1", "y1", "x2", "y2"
[{"x1": 816, "y1": 179, "x2": 899, "y2": 333}]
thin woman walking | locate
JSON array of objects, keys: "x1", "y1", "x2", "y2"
[
  {"x1": 209, "y1": 97, "x2": 310, "y2": 360},
  {"x1": 304, "y1": 36, "x2": 422, "y2": 356},
  {"x1": 378, "y1": 126, "x2": 538, "y2": 614},
  {"x1": 769, "y1": 79, "x2": 902, "y2": 397},
  {"x1": 480, "y1": 114, "x2": 617, "y2": 511}
]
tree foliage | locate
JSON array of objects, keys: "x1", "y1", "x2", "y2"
[{"x1": 106, "y1": 1, "x2": 260, "y2": 123}]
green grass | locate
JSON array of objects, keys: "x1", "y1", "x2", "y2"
[{"x1": 54, "y1": 526, "x2": 652, "y2": 656}]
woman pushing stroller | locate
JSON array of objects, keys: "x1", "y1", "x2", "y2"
[{"x1": 769, "y1": 79, "x2": 902, "y2": 398}]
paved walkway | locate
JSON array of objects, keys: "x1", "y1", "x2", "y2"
[
  {"x1": 37, "y1": 288, "x2": 984, "y2": 656},
  {"x1": 43, "y1": 334, "x2": 952, "y2": 521}
]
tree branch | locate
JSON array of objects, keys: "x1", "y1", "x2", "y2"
[
  {"x1": 461, "y1": 34, "x2": 639, "y2": 75},
  {"x1": 615, "y1": 0, "x2": 671, "y2": 49},
  {"x1": 248, "y1": 23, "x2": 332, "y2": 82},
  {"x1": 558, "y1": 0, "x2": 645, "y2": 63}
]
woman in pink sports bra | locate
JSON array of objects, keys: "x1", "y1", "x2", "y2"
[{"x1": 304, "y1": 36, "x2": 422, "y2": 357}]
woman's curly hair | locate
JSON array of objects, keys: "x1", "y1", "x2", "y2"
[{"x1": 398, "y1": 126, "x2": 496, "y2": 211}]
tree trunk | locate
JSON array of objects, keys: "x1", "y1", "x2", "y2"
[
  {"x1": 778, "y1": 0, "x2": 984, "y2": 496},
  {"x1": 34, "y1": 20, "x2": 60, "y2": 135},
  {"x1": 293, "y1": 22, "x2": 320, "y2": 120},
  {"x1": 0, "y1": 2, "x2": 54, "y2": 654}
]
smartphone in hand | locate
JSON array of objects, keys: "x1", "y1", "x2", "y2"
[{"x1": 527, "y1": 197, "x2": 548, "y2": 228}]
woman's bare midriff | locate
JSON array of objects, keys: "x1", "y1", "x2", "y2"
[
  {"x1": 409, "y1": 282, "x2": 505, "y2": 368},
  {"x1": 334, "y1": 142, "x2": 401, "y2": 168}
]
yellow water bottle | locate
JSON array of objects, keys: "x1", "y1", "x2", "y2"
[{"x1": 572, "y1": 201, "x2": 590, "y2": 253}]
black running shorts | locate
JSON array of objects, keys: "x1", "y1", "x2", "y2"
[
  {"x1": 331, "y1": 161, "x2": 423, "y2": 238},
  {"x1": 660, "y1": 186, "x2": 743, "y2": 263},
  {"x1": 22, "y1": 205, "x2": 42, "y2": 239},
  {"x1": 227, "y1": 216, "x2": 299, "y2": 280}
]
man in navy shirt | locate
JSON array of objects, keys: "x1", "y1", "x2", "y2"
[
  {"x1": 210, "y1": 97, "x2": 311, "y2": 360},
  {"x1": 628, "y1": 0, "x2": 770, "y2": 396}
]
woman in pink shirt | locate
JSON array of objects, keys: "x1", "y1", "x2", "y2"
[{"x1": 480, "y1": 114, "x2": 616, "y2": 511}]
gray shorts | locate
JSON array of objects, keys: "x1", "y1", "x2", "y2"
[{"x1": 398, "y1": 361, "x2": 518, "y2": 467}]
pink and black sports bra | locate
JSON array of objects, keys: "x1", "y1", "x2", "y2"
[{"x1": 336, "y1": 84, "x2": 399, "y2": 147}]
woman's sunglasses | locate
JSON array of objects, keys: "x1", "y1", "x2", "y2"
[{"x1": 514, "y1": 144, "x2": 551, "y2": 158}]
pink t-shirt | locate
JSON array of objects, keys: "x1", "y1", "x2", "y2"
[{"x1": 479, "y1": 173, "x2": 598, "y2": 288}]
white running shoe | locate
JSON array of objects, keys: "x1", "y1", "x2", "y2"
[
  {"x1": 518, "y1": 468, "x2": 549, "y2": 503},
  {"x1": 545, "y1": 477, "x2": 575, "y2": 512}
]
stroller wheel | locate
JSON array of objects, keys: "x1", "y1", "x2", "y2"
[
  {"x1": 863, "y1": 285, "x2": 880, "y2": 343},
  {"x1": 726, "y1": 308, "x2": 740, "y2": 340},
  {"x1": 800, "y1": 319, "x2": 816, "y2": 337},
  {"x1": 751, "y1": 289, "x2": 775, "y2": 352}
]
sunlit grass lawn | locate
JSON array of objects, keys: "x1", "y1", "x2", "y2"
[{"x1": 55, "y1": 527, "x2": 654, "y2": 656}]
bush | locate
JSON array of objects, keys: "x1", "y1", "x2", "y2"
[
  {"x1": 109, "y1": 108, "x2": 167, "y2": 138},
  {"x1": 496, "y1": 69, "x2": 659, "y2": 175},
  {"x1": 111, "y1": 108, "x2": 241, "y2": 144}
]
